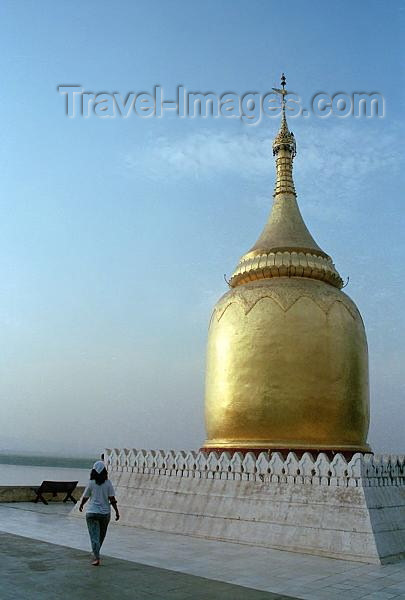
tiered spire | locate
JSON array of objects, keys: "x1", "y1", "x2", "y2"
[
  {"x1": 229, "y1": 74, "x2": 343, "y2": 289},
  {"x1": 272, "y1": 74, "x2": 296, "y2": 196}
]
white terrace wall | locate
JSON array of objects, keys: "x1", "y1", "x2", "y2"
[
  {"x1": 104, "y1": 449, "x2": 405, "y2": 488},
  {"x1": 100, "y1": 449, "x2": 405, "y2": 564}
]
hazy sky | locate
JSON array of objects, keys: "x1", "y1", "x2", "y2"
[{"x1": 0, "y1": 1, "x2": 403, "y2": 456}]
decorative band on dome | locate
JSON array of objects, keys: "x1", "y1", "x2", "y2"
[{"x1": 229, "y1": 250, "x2": 343, "y2": 289}]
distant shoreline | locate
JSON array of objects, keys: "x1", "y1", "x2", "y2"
[{"x1": 0, "y1": 453, "x2": 95, "y2": 469}]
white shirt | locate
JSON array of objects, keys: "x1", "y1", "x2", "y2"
[{"x1": 83, "y1": 479, "x2": 115, "y2": 515}]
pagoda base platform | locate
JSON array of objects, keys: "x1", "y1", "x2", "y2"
[{"x1": 101, "y1": 449, "x2": 405, "y2": 564}]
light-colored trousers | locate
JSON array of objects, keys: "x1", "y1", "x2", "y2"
[{"x1": 86, "y1": 513, "x2": 111, "y2": 559}]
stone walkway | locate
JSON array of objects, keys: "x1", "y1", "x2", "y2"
[
  {"x1": 0, "y1": 503, "x2": 404, "y2": 599},
  {"x1": 0, "y1": 532, "x2": 295, "y2": 600}
]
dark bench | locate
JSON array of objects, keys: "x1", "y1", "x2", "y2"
[{"x1": 31, "y1": 481, "x2": 79, "y2": 505}]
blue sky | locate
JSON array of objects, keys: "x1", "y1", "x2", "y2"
[{"x1": 0, "y1": 0, "x2": 403, "y2": 455}]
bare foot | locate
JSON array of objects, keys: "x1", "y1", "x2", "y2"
[{"x1": 92, "y1": 559, "x2": 100, "y2": 566}]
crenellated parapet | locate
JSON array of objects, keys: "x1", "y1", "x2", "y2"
[{"x1": 103, "y1": 449, "x2": 405, "y2": 488}]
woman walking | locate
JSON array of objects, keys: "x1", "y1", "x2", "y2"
[{"x1": 79, "y1": 460, "x2": 120, "y2": 566}]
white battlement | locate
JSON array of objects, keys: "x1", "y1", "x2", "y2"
[
  {"x1": 101, "y1": 447, "x2": 405, "y2": 563},
  {"x1": 104, "y1": 448, "x2": 405, "y2": 488}
]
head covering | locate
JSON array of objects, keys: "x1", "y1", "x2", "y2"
[{"x1": 92, "y1": 460, "x2": 106, "y2": 474}]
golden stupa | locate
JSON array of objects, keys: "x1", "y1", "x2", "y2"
[{"x1": 204, "y1": 75, "x2": 370, "y2": 454}]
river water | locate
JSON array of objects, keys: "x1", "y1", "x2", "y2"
[{"x1": 0, "y1": 454, "x2": 93, "y2": 486}]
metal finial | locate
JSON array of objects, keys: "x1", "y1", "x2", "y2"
[
  {"x1": 272, "y1": 74, "x2": 288, "y2": 104},
  {"x1": 272, "y1": 73, "x2": 296, "y2": 159}
]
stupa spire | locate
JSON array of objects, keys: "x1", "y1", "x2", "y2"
[
  {"x1": 229, "y1": 74, "x2": 343, "y2": 289},
  {"x1": 204, "y1": 72, "x2": 370, "y2": 456},
  {"x1": 272, "y1": 73, "x2": 296, "y2": 196}
]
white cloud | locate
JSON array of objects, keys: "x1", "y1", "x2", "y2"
[
  {"x1": 295, "y1": 122, "x2": 401, "y2": 179},
  {"x1": 123, "y1": 120, "x2": 403, "y2": 223},
  {"x1": 125, "y1": 120, "x2": 401, "y2": 179},
  {"x1": 124, "y1": 131, "x2": 271, "y2": 180}
]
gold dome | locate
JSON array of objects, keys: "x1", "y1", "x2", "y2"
[{"x1": 203, "y1": 75, "x2": 370, "y2": 453}]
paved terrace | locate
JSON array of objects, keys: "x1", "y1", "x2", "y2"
[{"x1": 0, "y1": 503, "x2": 404, "y2": 600}]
